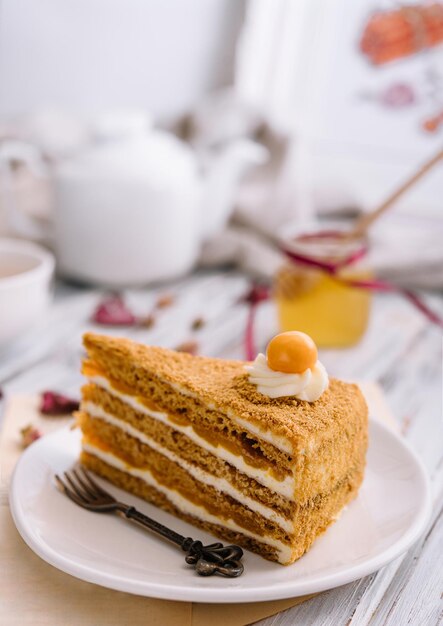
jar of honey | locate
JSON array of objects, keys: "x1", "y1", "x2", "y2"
[{"x1": 274, "y1": 231, "x2": 372, "y2": 347}]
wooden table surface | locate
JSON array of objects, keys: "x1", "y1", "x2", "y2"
[{"x1": 1, "y1": 271, "x2": 442, "y2": 626}]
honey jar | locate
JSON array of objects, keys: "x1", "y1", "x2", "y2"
[{"x1": 274, "y1": 231, "x2": 372, "y2": 347}]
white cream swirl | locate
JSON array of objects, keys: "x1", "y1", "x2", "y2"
[{"x1": 245, "y1": 353, "x2": 328, "y2": 401}]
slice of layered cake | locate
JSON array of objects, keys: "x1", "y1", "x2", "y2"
[{"x1": 77, "y1": 331, "x2": 368, "y2": 565}]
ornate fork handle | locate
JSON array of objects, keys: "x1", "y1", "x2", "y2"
[{"x1": 121, "y1": 505, "x2": 244, "y2": 577}]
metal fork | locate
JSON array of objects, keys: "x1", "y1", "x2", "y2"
[{"x1": 55, "y1": 468, "x2": 244, "y2": 577}]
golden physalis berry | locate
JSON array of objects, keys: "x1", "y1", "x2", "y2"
[{"x1": 266, "y1": 331, "x2": 318, "y2": 374}]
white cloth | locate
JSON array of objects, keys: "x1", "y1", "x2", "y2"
[{"x1": 200, "y1": 224, "x2": 284, "y2": 279}]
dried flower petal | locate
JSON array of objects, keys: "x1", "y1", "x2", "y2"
[
  {"x1": 175, "y1": 340, "x2": 199, "y2": 355},
  {"x1": 139, "y1": 314, "x2": 156, "y2": 329},
  {"x1": 40, "y1": 391, "x2": 80, "y2": 416},
  {"x1": 382, "y1": 83, "x2": 415, "y2": 108},
  {"x1": 156, "y1": 294, "x2": 175, "y2": 309},
  {"x1": 92, "y1": 294, "x2": 137, "y2": 326},
  {"x1": 191, "y1": 317, "x2": 205, "y2": 331},
  {"x1": 20, "y1": 424, "x2": 42, "y2": 448}
]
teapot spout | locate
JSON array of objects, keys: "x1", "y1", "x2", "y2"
[{"x1": 200, "y1": 139, "x2": 267, "y2": 238}]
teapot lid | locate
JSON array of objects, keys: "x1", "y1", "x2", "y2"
[
  {"x1": 93, "y1": 109, "x2": 151, "y2": 141},
  {"x1": 57, "y1": 111, "x2": 197, "y2": 184}
]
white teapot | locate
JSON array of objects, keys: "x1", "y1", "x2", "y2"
[{"x1": 0, "y1": 111, "x2": 266, "y2": 286}]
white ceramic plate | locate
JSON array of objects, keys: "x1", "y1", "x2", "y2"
[{"x1": 10, "y1": 420, "x2": 431, "y2": 603}]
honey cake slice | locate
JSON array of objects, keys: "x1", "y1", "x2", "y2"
[{"x1": 77, "y1": 331, "x2": 368, "y2": 564}]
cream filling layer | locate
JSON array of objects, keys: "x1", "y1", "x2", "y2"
[
  {"x1": 82, "y1": 441, "x2": 294, "y2": 565},
  {"x1": 88, "y1": 375, "x2": 296, "y2": 499},
  {"x1": 82, "y1": 400, "x2": 293, "y2": 533}
]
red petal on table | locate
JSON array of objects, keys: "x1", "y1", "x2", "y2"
[
  {"x1": 91, "y1": 295, "x2": 137, "y2": 326},
  {"x1": 40, "y1": 391, "x2": 80, "y2": 415}
]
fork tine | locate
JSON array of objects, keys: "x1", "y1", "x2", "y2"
[
  {"x1": 55, "y1": 474, "x2": 88, "y2": 506},
  {"x1": 80, "y1": 468, "x2": 111, "y2": 498},
  {"x1": 64, "y1": 471, "x2": 89, "y2": 503},
  {"x1": 55, "y1": 474, "x2": 67, "y2": 493},
  {"x1": 72, "y1": 468, "x2": 100, "y2": 500}
]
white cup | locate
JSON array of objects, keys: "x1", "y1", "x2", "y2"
[{"x1": 0, "y1": 238, "x2": 55, "y2": 348}]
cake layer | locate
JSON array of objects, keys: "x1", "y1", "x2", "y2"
[
  {"x1": 82, "y1": 334, "x2": 368, "y2": 504},
  {"x1": 82, "y1": 375, "x2": 367, "y2": 505},
  {"x1": 78, "y1": 408, "x2": 294, "y2": 531},
  {"x1": 81, "y1": 382, "x2": 296, "y2": 502},
  {"x1": 80, "y1": 448, "x2": 365, "y2": 565},
  {"x1": 84, "y1": 364, "x2": 292, "y2": 483},
  {"x1": 79, "y1": 414, "x2": 293, "y2": 544}
]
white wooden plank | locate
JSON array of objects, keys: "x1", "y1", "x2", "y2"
[
  {"x1": 368, "y1": 490, "x2": 443, "y2": 626},
  {"x1": 254, "y1": 576, "x2": 375, "y2": 626}
]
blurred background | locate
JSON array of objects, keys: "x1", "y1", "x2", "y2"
[
  {"x1": 1, "y1": 0, "x2": 443, "y2": 351},
  {"x1": 1, "y1": 5, "x2": 442, "y2": 621}
]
